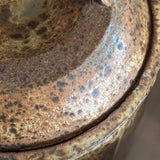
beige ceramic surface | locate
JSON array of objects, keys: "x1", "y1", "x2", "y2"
[{"x1": 0, "y1": 0, "x2": 160, "y2": 159}]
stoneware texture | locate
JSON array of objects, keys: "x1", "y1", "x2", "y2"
[{"x1": 0, "y1": 0, "x2": 160, "y2": 159}]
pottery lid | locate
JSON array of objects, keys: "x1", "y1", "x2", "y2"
[{"x1": 0, "y1": 0, "x2": 150, "y2": 151}]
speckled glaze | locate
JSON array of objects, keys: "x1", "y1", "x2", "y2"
[{"x1": 0, "y1": 0, "x2": 160, "y2": 159}]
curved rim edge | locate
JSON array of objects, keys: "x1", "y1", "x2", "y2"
[{"x1": 0, "y1": 0, "x2": 160, "y2": 159}]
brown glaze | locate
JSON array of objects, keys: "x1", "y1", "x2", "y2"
[
  {"x1": 0, "y1": 0, "x2": 160, "y2": 159},
  {"x1": 0, "y1": 0, "x2": 151, "y2": 151},
  {"x1": 0, "y1": 0, "x2": 83, "y2": 62}
]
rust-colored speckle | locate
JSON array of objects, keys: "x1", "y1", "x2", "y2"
[{"x1": 0, "y1": 2, "x2": 159, "y2": 160}]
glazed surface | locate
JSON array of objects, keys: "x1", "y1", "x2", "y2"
[
  {"x1": 0, "y1": 0, "x2": 82, "y2": 61},
  {"x1": 0, "y1": 0, "x2": 150, "y2": 151}
]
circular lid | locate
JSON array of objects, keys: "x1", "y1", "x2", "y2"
[{"x1": 0, "y1": 0, "x2": 150, "y2": 151}]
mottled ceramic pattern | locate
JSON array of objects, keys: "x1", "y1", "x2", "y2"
[
  {"x1": 0, "y1": 0, "x2": 83, "y2": 62},
  {"x1": 0, "y1": 0, "x2": 150, "y2": 151},
  {"x1": 0, "y1": 0, "x2": 160, "y2": 159}
]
